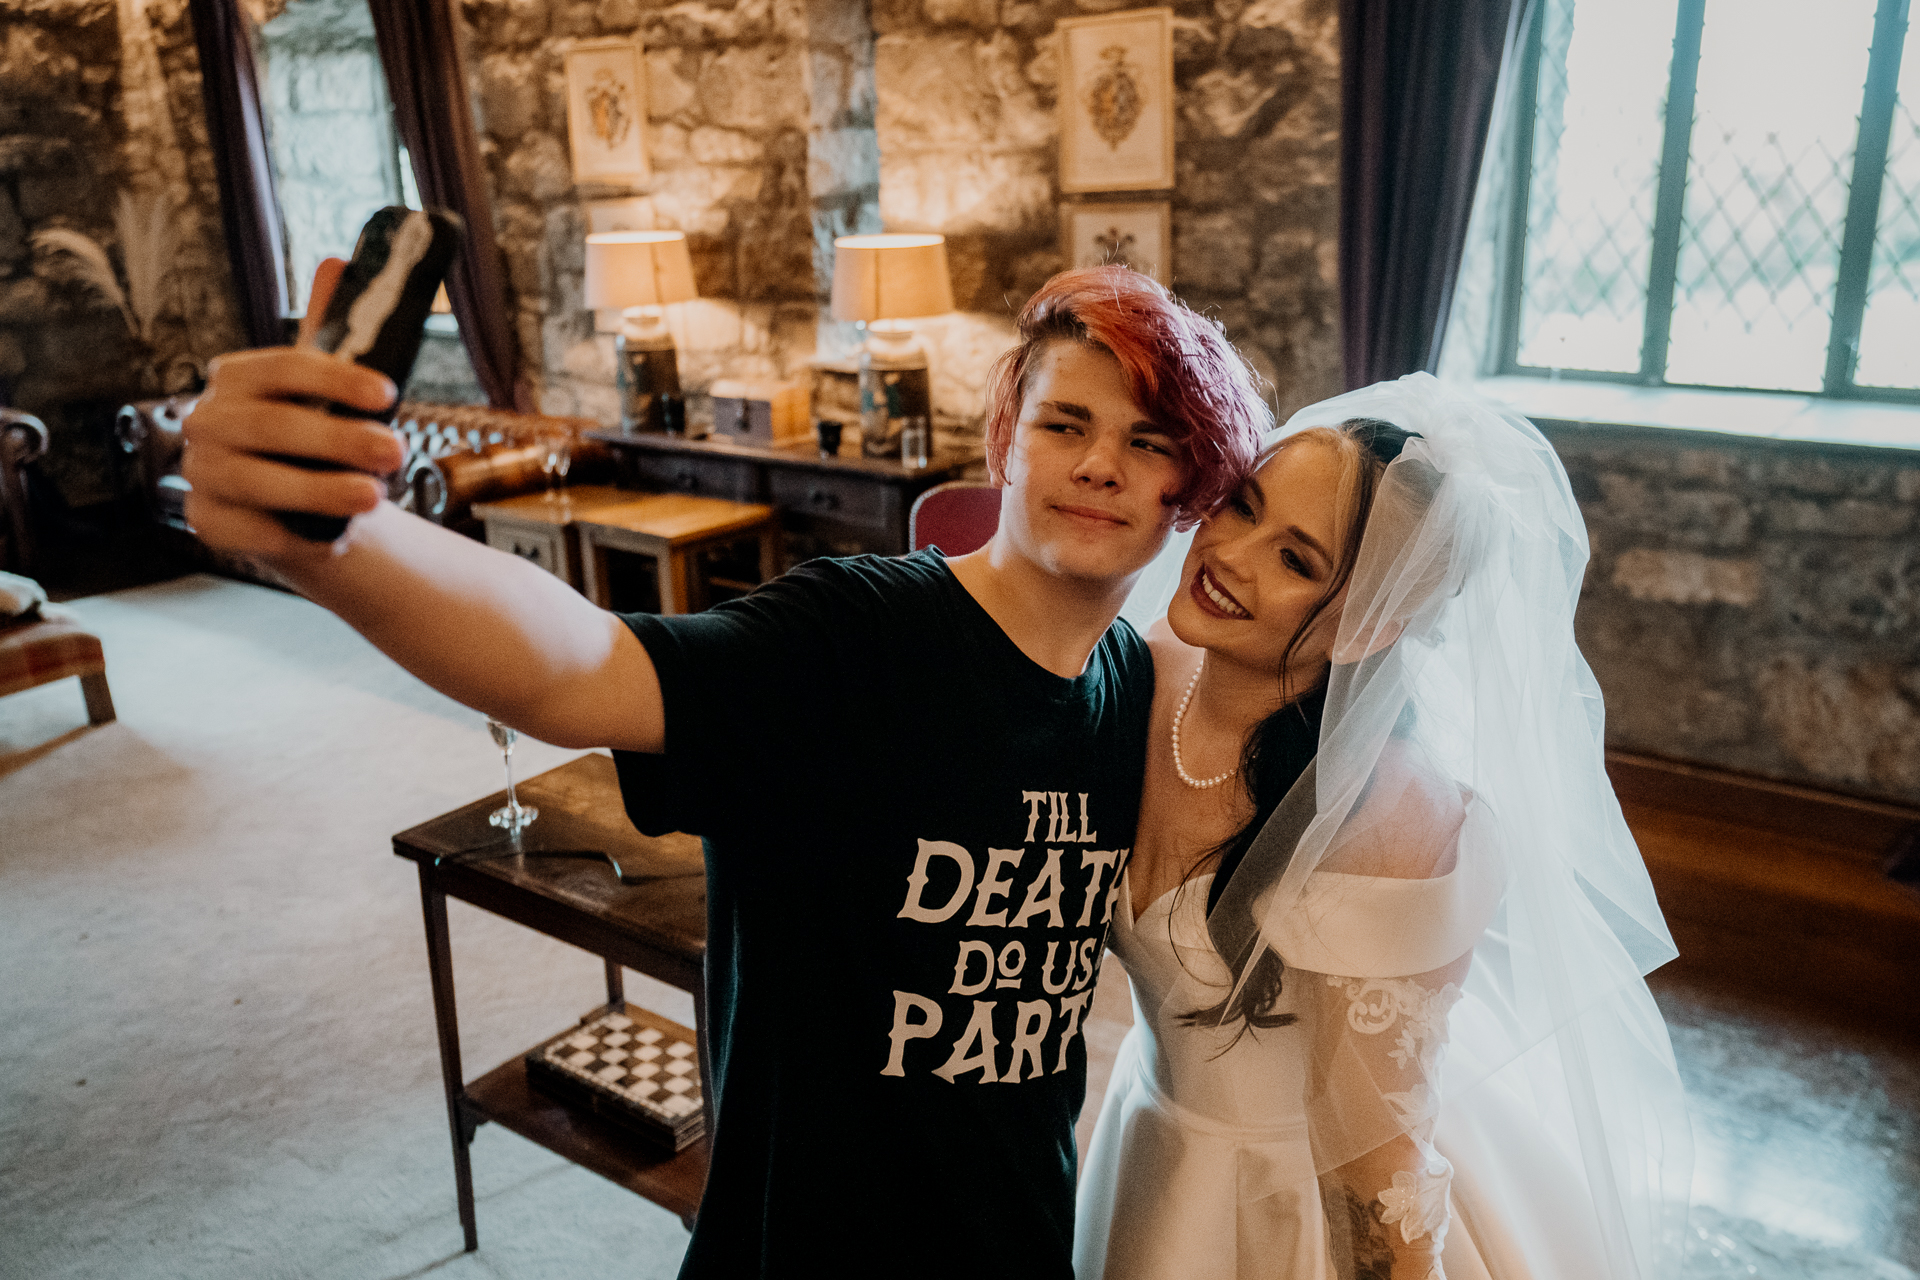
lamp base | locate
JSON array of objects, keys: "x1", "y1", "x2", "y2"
[
  {"x1": 616, "y1": 317, "x2": 685, "y2": 435},
  {"x1": 858, "y1": 325, "x2": 931, "y2": 463}
]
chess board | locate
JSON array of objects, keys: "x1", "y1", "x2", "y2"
[{"x1": 524, "y1": 1004, "x2": 705, "y2": 1153}]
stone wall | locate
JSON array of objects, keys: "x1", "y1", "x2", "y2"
[
  {"x1": 872, "y1": 0, "x2": 1344, "y2": 427},
  {"x1": 1549, "y1": 421, "x2": 1920, "y2": 807},
  {"x1": 1, "y1": 0, "x2": 243, "y2": 506},
  {"x1": 459, "y1": 0, "x2": 826, "y2": 426},
  {"x1": 804, "y1": 0, "x2": 882, "y2": 344},
  {"x1": 457, "y1": 0, "x2": 1342, "y2": 433},
  {"x1": 7, "y1": 0, "x2": 1344, "y2": 476}
]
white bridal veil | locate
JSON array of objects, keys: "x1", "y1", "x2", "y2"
[{"x1": 1131, "y1": 373, "x2": 1691, "y2": 1278}]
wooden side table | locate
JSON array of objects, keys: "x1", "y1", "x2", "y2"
[
  {"x1": 471, "y1": 484, "x2": 634, "y2": 590},
  {"x1": 574, "y1": 494, "x2": 781, "y2": 614},
  {"x1": 392, "y1": 754, "x2": 711, "y2": 1248}
]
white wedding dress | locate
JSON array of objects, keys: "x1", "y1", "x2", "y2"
[
  {"x1": 1075, "y1": 861, "x2": 1622, "y2": 1280},
  {"x1": 1088, "y1": 374, "x2": 1693, "y2": 1280}
]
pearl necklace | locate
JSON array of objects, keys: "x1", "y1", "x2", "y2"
[{"x1": 1170, "y1": 655, "x2": 1238, "y2": 789}]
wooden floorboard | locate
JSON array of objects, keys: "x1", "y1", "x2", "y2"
[{"x1": 1612, "y1": 754, "x2": 1920, "y2": 1033}]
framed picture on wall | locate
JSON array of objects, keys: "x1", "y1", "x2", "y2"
[
  {"x1": 565, "y1": 38, "x2": 650, "y2": 186},
  {"x1": 1056, "y1": 8, "x2": 1174, "y2": 194},
  {"x1": 1061, "y1": 201, "x2": 1171, "y2": 285}
]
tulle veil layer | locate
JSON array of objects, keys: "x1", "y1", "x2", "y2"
[{"x1": 1128, "y1": 373, "x2": 1691, "y2": 1278}]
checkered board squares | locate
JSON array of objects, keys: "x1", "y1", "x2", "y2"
[{"x1": 524, "y1": 1005, "x2": 705, "y2": 1153}]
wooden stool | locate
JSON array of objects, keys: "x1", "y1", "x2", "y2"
[
  {"x1": 574, "y1": 494, "x2": 781, "y2": 614},
  {"x1": 0, "y1": 606, "x2": 115, "y2": 725},
  {"x1": 472, "y1": 484, "x2": 634, "y2": 591}
]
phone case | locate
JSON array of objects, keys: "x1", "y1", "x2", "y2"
[{"x1": 273, "y1": 205, "x2": 465, "y2": 542}]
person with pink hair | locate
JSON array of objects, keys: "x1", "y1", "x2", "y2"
[{"x1": 183, "y1": 262, "x2": 1267, "y2": 1278}]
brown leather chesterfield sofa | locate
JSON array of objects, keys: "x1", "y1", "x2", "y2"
[
  {"x1": 390, "y1": 402, "x2": 611, "y2": 537},
  {"x1": 116, "y1": 397, "x2": 612, "y2": 543}
]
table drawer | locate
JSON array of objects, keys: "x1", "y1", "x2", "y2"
[
  {"x1": 767, "y1": 468, "x2": 895, "y2": 533},
  {"x1": 626, "y1": 451, "x2": 758, "y2": 501},
  {"x1": 486, "y1": 522, "x2": 569, "y2": 580}
]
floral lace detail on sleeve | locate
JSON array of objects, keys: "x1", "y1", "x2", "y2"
[
  {"x1": 1324, "y1": 974, "x2": 1463, "y2": 1274},
  {"x1": 1376, "y1": 1148, "x2": 1455, "y2": 1245},
  {"x1": 1326, "y1": 975, "x2": 1462, "y2": 1072}
]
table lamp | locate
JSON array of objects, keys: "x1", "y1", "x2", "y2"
[
  {"x1": 584, "y1": 231, "x2": 699, "y2": 434},
  {"x1": 830, "y1": 233, "x2": 954, "y2": 464}
]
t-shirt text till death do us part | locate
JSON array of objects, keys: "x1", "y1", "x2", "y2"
[{"x1": 614, "y1": 551, "x2": 1154, "y2": 1279}]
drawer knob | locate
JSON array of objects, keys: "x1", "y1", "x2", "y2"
[
  {"x1": 807, "y1": 488, "x2": 839, "y2": 511},
  {"x1": 675, "y1": 469, "x2": 699, "y2": 492}
]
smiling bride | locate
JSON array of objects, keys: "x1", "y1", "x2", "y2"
[{"x1": 1076, "y1": 374, "x2": 1693, "y2": 1280}]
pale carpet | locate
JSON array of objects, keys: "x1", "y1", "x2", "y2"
[{"x1": 0, "y1": 576, "x2": 698, "y2": 1279}]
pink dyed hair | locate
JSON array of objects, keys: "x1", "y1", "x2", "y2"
[{"x1": 982, "y1": 265, "x2": 1268, "y2": 524}]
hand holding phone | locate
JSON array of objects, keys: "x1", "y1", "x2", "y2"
[{"x1": 271, "y1": 205, "x2": 464, "y2": 542}]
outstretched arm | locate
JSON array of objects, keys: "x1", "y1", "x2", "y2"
[{"x1": 183, "y1": 261, "x2": 664, "y2": 752}]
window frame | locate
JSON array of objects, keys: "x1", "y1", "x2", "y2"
[
  {"x1": 1492, "y1": 0, "x2": 1917, "y2": 405},
  {"x1": 254, "y1": 0, "x2": 412, "y2": 320}
]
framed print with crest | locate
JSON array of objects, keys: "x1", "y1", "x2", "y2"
[
  {"x1": 565, "y1": 38, "x2": 650, "y2": 186},
  {"x1": 1061, "y1": 201, "x2": 1171, "y2": 285},
  {"x1": 1056, "y1": 8, "x2": 1174, "y2": 194}
]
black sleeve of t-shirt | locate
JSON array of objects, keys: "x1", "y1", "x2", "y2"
[{"x1": 610, "y1": 555, "x2": 909, "y2": 843}]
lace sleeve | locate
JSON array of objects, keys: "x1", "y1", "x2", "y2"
[{"x1": 1314, "y1": 959, "x2": 1469, "y2": 1280}]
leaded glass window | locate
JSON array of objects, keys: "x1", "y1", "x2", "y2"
[{"x1": 1496, "y1": 0, "x2": 1918, "y2": 402}]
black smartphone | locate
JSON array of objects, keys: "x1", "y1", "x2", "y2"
[{"x1": 272, "y1": 205, "x2": 465, "y2": 542}]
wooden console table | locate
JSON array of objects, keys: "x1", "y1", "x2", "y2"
[
  {"x1": 586, "y1": 429, "x2": 976, "y2": 559},
  {"x1": 392, "y1": 753, "x2": 709, "y2": 1249}
]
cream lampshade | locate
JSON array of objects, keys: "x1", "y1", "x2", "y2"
[
  {"x1": 584, "y1": 231, "x2": 699, "y2": 434},
  {"x1": 829, "y1": 234, "x2": 955, "y2": 324},
  {"x1": 585, "y1": 231, "x2": 698, "y2": 312},
  {"x1": 829, "y1": 234, "x2": 954, "y2": 465}
]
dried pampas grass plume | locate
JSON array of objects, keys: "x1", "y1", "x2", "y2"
[
  {"x1": 115, "y1": 190, "x2": 177, "y2": 346},
  {"x1": 29, "y1": 191, "x2": 178, "y2": 345},
  {"x1": 31, "y1": 227, "x2": 138, "y2": 336},
  {"x1": 29, "y1": 194, "x2": 196, "y2": 390}
]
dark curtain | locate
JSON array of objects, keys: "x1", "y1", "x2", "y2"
[
  {"x1": 366, "y1": 0, "x2": 529, "y2": 410},
  {"x1": 1339, "y1": 0, "x2": 1523, "y2": 388},
  {"x1": 188, "y1": 0, "x2": 289, "y2": 350}
]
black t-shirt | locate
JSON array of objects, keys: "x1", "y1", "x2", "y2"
[{"x1": 613, "y1": 551, "x2": 1153, "y2": 1279}]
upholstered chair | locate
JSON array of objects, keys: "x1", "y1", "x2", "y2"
[{"x1": 1, "y1": 408, "x2": 51, "y2": 577}]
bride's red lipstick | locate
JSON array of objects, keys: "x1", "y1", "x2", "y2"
[{"x1": 1189, "y1": 565, "x2": 1250, "y2": 619}]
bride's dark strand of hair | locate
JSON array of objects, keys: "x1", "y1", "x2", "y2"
[{"x1": 1176, "y1": 417, "x2": 1418, "y2": 1037}]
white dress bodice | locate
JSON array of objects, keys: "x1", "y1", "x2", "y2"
[
  {"x1": 1075, "y1": 859, "x2": 1614, "y2": 1280},
  {"x1": 1075, "y1": 872, "x2": 1337, "y2": 1280},
  {"x1": 1104, "y1": 873, "x2": 1315, "y2": 1133}
]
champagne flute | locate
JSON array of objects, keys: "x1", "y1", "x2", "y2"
[
  {"x1": 540, "y1": 430, "x2": 573, "y2": 501},
  {"x1": 486, "y1": 717, "x2": 538, "y2": 834}
]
